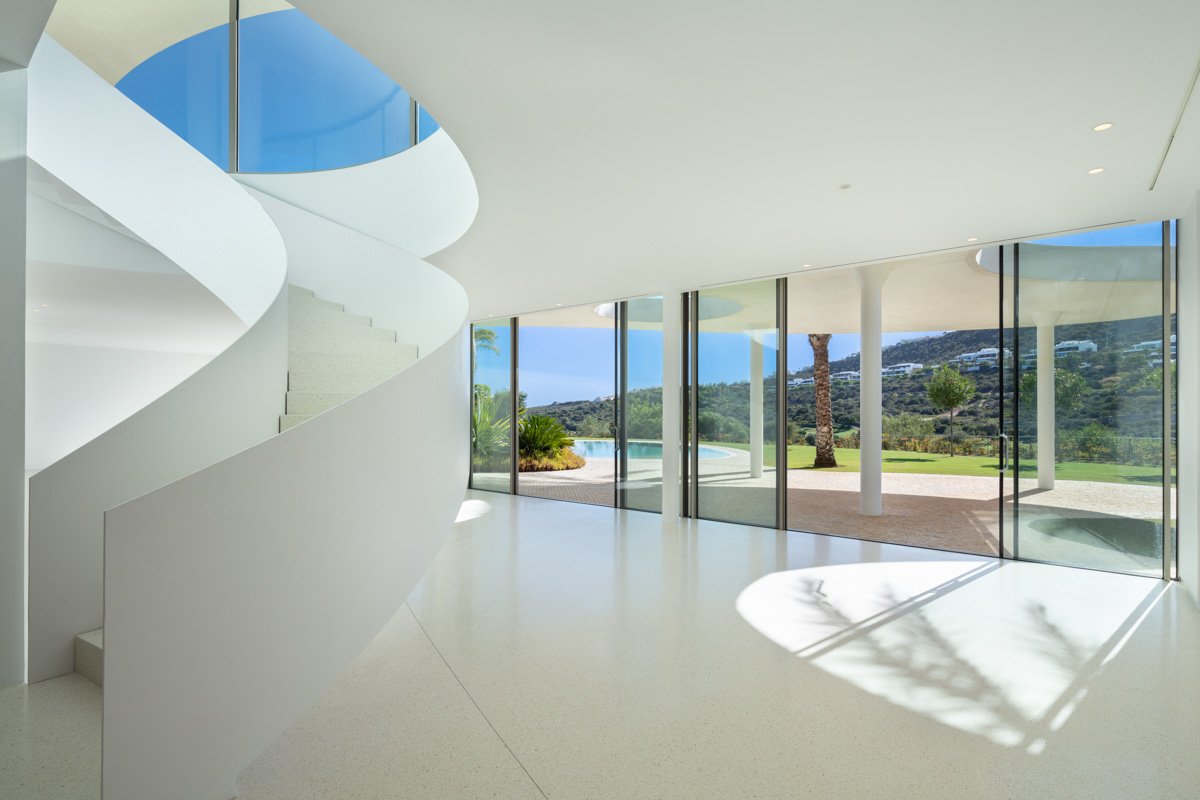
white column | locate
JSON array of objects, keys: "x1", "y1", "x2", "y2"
[
  {"x1": 661, "y1": 292, "x2": 682, "y2": 520},
  {"x1": 749, "y1": 336, "x2": 764, "y2": 479},
  {"x1": 0, "y1": 66, "x2": 27, "y2": 685},
  {"x1": 858, "y1": 266, "x2": 890, "y2": 517},
  {"x1": 1036, "y1": 319, "x2": 1059, "y2": 490}
]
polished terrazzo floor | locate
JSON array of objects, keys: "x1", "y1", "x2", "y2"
[{"x1": 3, "y1": 490, "x2": 1198, "y2": 799}]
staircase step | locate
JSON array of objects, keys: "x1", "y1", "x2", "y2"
[
  {"x1": 74, "y1": 628, "x2": 103, "y2": 687},
  {"x1": 286, "y1": 391, "x2": 358, "y2": 415},
  {"x1": 287, "y1": 285, "x2": 314, "y2": 298},
  {"x1": 289, "y1": 306, "x2": 373, "y2": 327},
  {"x1": 280, "y1": 414, "x2": 314, "y2": 431},
  {"x1": 288, "y1": 369, "x2": 395, "y2": 393},
  {"x1": 289, "y1": 350, "x2": 416, "y2": 375},
  {"x1": 288, "y1": 293, "x2": 344, "y2": 314},
  {"x1": 289, "y1": 325, "x2": 398, "y2": 347},
  {"x1": 289, "y1": 338, "x2": 417, "y2": 359}
]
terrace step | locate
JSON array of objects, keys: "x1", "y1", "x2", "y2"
[{"x1": 74, "y1": 628, "x2": 103, "y2": 687}]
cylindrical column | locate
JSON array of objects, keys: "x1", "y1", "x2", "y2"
[
  {"x1": 661, "y1": 292, "x2": 683, "y2": 519},
  {"x1": 1037, "y1": 322, "x2": 1057, "y2": 490},
  {"x1": 750, "y1": 336, "x2": 764, "y2": 479},
  {"x1": 858, "y1": 266, "x2": 890, "y2": 516}
]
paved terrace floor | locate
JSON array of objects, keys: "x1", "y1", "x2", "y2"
[{"x1": 505, "y1": 446, "x2": 1170, "y2": 574}]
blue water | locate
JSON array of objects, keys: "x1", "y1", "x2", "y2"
[{"x1": 572, "y1": 440, "x2": 727, "y2": 460}]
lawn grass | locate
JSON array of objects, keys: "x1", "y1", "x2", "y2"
[{"x1": 705, "y1": 442, "x2": 1170, "y2": 486}]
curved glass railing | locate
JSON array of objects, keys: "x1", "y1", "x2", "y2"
[{"x1": 51, "y1": 1, "x2": 438, "y2": 173}]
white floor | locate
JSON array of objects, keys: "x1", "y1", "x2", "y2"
[{"x1": 4, "y1": 490, "x2": 1199, "y2": 799}]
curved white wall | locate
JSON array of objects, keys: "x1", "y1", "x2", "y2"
[
  {"x1": 102, "y1": 279, "x2": 469, "y2": 800},
  {"x1": 249, "y1": 189, "x2": 464, "y2": 354},
  {"x1": 236, "y1": 129, "x2": 479, "y2": 259},
  {"x1": 26, "y1": 38, "x2": 287, "y2": 681}
]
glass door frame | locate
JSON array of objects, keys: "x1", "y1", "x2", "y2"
[{"x1": 999, "y1": 223, "x2": 1177, "y2": 579}]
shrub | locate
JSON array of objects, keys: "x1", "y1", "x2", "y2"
[{"x1": 519, "y1": 414, "x2": 574, "y2": 458}]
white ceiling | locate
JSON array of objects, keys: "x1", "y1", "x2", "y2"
[{"x1": 292, "y1": 0, "x2": 1200, "y2": 320}]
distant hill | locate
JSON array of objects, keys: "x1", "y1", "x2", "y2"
[{"x1": 793, "y1": 318, "x2": 1168, "y2": 376}]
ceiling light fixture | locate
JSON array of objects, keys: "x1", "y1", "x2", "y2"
[
  {"x1": 802, "y1": 263, "x2": 812, "y2": 268},
  {"x1": 967, "y1": 237, "x2": 978, "y2": 243},
  {"x1": 1088, "y1": 167, "x2": 1105, "y2": 174},
  {"x1": 1093, "y1": 122, "x2": 1113, "y2": 131}
]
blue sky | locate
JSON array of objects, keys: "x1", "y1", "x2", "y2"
[{"x1": 476, "y1": 325, "x2": 942, "y2": 406}]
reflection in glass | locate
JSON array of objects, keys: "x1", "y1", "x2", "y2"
[
  {"x1": 696, "y1": 281, "x2": 778, "y2": 528},
  {"x1": 784, "y1": 259, "x2": 1001, "y2": 557},
  {"x1": 116, "y1": 19, "x2": 231, "y2": 170},
  {"x1": 517, "y1": 306, "x2": 615, "y2": 507},
  {"x1": 470, "y1": 322, "x2": 513, "y2": 493},
  {"x1": 1013, "y1": 222, "x2": 1167, "y2": 576},
  {"x1": 238, "y1": 8, "x2": 411, "y2": 172},
  {"x1": 620, "y1": 297, "x2": 665, "y2": 513}
]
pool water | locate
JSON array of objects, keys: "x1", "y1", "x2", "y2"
[{"x1": 572, "y1": 440, "x2": 727, "y2": 460}]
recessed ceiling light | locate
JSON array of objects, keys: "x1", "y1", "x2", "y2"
[
  {"x1": 556, "y1": 303, "x2": 563, "y2": 307},
  {"x1": 1088, "y1": 167, "x2": 1105, "y2": 174},
  {"x1": 967, "y1": 237, "x2": 979, "y2": 243},
  {"x1": 802, "y1": 263, "x2": 812, "y2": 268},
  {"x1": 1093, "y1": 122, "x2": 1113, "y2": 132}
]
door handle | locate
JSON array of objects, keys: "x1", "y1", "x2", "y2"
[{"x1": 998, "y1": 433, "x2": 1010, "y2": 474}]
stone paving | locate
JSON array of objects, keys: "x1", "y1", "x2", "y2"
[{"x1": 497, "y1": 445, "x2": 1171, "y2": 572}]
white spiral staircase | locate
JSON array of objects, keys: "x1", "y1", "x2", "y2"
[{"x1": 22, "y1": 36, "x2": 477, "y2": 800}]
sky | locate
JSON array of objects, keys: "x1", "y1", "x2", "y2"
[
  {"x1": 475, "y1": 222, "x2": 1173, "y2": 406},
  {"x1": 476, "y1": 325, "x2": 943, "y2": 407}
]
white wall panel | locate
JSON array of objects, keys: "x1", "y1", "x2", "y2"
[
  {"x1": 103, "y1": 323, "x2": 468, "y2": 800},
  {"x1": 0, "y1": 65, "x2": 28, "y2": 686},
  {"x1": 249, "y1": 190, "x2": 466, "y2": 355},
  {"x1": 25, "y1": 37, "x2": 287, "y2": 681},
  {"x1": 237, "y1": 130, "x2": 478, "y2": 260},
  {"x1": 25, "y1": 344, "x2": 215, "y2": 471}
]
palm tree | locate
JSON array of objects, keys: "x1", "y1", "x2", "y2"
[
  {"x1": 808, "y1": 333, "x2": 837, "y2": 468},
  {"x1": 473, "y1": 326, "x2": 500, "y2": 357}
]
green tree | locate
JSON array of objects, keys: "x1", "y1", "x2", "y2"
[
  {"x1": 1019, "y1": 368, "x2": 1087, "y2": 419},
  {"x1": 927, "y1": 365, "x2": 976, "y2": 456}
]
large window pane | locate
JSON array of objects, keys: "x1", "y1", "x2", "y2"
[
  {"x1": 785, "y1": 257, "x2": 1001, "y2": 557},
  {"x1": 237, "y1": 4, "x2": 412, "y2": 172},
  {"x1": 518, "y1": 305, "x2": 615, "y2": 507},
  {"x1": 470, "y1": 321, "x2": 513, "y2": 493},
  {"x1": 112, "y1": 6, "x2": 230, "y2": 170},
  {"x1": 696, "y1": 281, "x2": 778, "y2": 527},
  {"x1": 621, "y1": 297, "x2": 664, "y2": 513},
  {"x1": 1013, "y1": 223, "x2": 1167, "y2": 576}
]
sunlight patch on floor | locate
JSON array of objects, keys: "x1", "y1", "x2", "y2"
[{"x1": 736, "y1": 559, "x2": 1165, "y2": 753}]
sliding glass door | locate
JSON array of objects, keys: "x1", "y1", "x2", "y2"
[
  {"x1": 692, "y1": 280, "x2": 779, "y2": 528},
  {"x1": 1001, "y1": 223, "x2": 1174, "y2": 576},
  {"x1": 469, "y1": 298, "x2": 665, "y2": 514}
]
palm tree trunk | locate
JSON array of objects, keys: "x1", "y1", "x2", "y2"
[{"x1": 808, "y1": 334, "x2": 837, "y2": 468}]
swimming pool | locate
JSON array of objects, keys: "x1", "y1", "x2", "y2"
[{"x1": 572, "y1": 440, "x2": 728, "y2": 460}]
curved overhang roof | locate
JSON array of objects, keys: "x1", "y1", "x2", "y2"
[{"x1": 290, "y1": 0, "x2": 1200, "y2": 319}]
